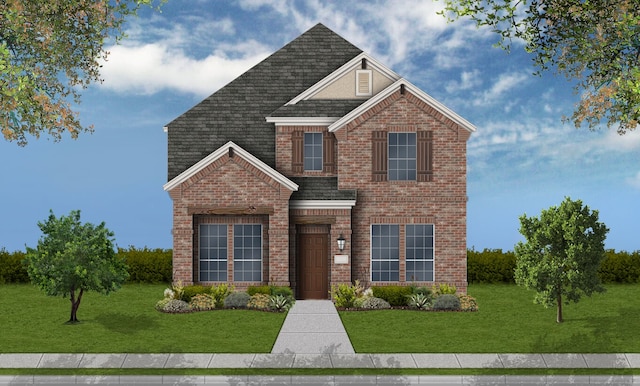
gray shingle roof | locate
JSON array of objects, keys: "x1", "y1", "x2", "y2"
[
  {"x1": 166, "y1": 24, "x2": 363, "y2": 181},
  {"x1": 269, "y1": 99, "x2": 367, "y2": 118},
  {"x1": 290, "y1": 177, "x2": 357, "y2": 201}
]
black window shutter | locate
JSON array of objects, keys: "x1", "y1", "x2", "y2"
[
  {"x1": 323, "y1": 131, "x2": 336, "y2": 173},
  {"x1": 372, "y1": 131, "x2": 388, "y2": 182},
  {"x1": 292, "y1": 131, "x2": 304, "y2": 173},
  {"x1": 417, "y1": 131, "x2": 433, "y2": 182}
]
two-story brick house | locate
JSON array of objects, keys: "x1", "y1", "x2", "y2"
[{"x1": 163, "y1": 23, "x2": 475, "y2": 298}]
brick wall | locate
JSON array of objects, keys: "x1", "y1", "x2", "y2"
[
  {"x1": 336, "y1": 89, "x2": 469, "y2": 292},
  {"x1": 167, "y1": 152, "x2": 293, "y2": 285}
]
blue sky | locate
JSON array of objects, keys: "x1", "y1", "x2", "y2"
[{"x1": 1, "y1": 0, "x2": 639, "y2": 253}]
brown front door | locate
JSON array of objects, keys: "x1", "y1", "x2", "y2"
[{"x1": 298, "y1": 233, "x2": 328, "y2": 299}]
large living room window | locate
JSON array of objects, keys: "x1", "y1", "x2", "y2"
[
  {"x1": 405, "y1": 224, "x2": 434, "y2": 281},
  {"x1": 388, "y1": 132, "x2": 416, "y2": 181},
  {"x1": 199, "y1": 224, "x2": 228, "y2": 282},
  {"x1": 304, "y1": 132, "x2": 323, "y2": 171},
  {"x1": 233, "y1": 224, "x2": 262, "y2": 281},
  {"x1": 371, "y1": 224, "x2": 400, "y2": 281}
]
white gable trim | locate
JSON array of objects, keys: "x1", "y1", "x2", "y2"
[
  {"x1": 328, "y1": 79, "x2": 477, "y2": 133},
  {"x1": 163, "y1": 141, "x2": 299, "y2": 192},
  {"x1": 289, "y1": 200, "x2": 357, "y2": 210},
  {"x1": 265, "y1": 117, "x2": 340, "y2": 126},
  {"x1": 286, "y1": 53, "x2": 400, "y2": 105}
]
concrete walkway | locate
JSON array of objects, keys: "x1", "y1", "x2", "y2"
[{"x1": 271, "y1": 300, "x2": 355, "y2": 354}]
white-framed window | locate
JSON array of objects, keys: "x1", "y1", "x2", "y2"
[
  {"x1": 233, "y1": 224, "x2": 262, "y2": 281},
  {"x1": 388, "y1": 132, "x2": 417, "y2": 181},
  {"x1": 304, "y1": 132, "x2": 323, "y2": 171},
  {"x1": 199, "y1": 224, "x2": 227, "y2": 282},
  {"x1": 405, "y1": 224, "x2": 435, "y2": 282},
  {"x1": 356, "y1": 69, "x2": 373, "y2": 96},
  {"x1": 371, "y1": 224, "x2": 400, "y2": 281}
]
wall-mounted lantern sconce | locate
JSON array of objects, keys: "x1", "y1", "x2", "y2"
[{"x1": 337, "y1": 234, "x2": 346, "y2": 252}]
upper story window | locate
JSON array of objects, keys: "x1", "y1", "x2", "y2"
[
  {"x1": 304, "y1": 133, "x2": 323, "y2": 171},
  {"x1": 372, "y1": 130, "x2": 433, "y2": 182},
  {"x1": 292, "y1": 131, "x2": 336, "y2": 174},
  {"x1": 388, "y1": 133, "x2": 416, "y2": 181}
]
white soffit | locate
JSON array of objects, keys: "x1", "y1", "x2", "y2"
[
  {"x1": 265, "y1": 117, "x2": 340, "y2": 126},
  {"x1": 286, "y1": 53, "x2": 400, "y2": 106},
  {"x1": 328, "y1": 79, "x2": 477, "y2": 133},
  {"x1": 289, "y1": 200, "x2": 356, "y2": 210},
  {"x1": 163, "y1": 141, "x2": 299, "y2": 192}
]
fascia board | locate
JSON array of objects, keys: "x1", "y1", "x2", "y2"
[
  {"x1": 286, "y1": 53, "x2": 401, "y2": 106},
  {"x1": 265, "y1": 117, "x2": 340, "y2": 126},
  {"x1": 163, "y1": 141, "x2": 299, "y2": 192},
  {"x1": 289, "y1": 200, "x2": 357, "y2": 210},
  {"x1": 328, "y1": 79, "x2": 477, "y2": 133}
]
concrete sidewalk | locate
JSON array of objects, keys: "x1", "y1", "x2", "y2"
[
  {"x1": 271, "y1": 300, "x2": 354, "y2": 354},
  {"x1": 0, "y1": 353, "x2": 639, "y2": 369}
]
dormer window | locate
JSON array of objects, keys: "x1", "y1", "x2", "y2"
[{"x1": 356, "y1": 70, "x2": 372, "y2": 96}]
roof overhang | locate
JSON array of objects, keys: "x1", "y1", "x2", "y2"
[
  {"x1": 163, "y1": 141, "x2": 299, "y2": 192},
  {"x1": 328, "y1": 79, "x2": 477, "y2": 134},
  {"x1": 289, "y1": 200, "x2": 357, "y2": 210},
  {"x1": 265, "y1": 117, "x2": 340, "y2": 126}
]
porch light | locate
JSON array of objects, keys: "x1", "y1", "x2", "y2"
[{"x1": 337, "y1": 234, "x2": 346, "y2": 251}]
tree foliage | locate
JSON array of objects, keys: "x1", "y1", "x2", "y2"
[
  {"x1": 514, "y1": 197, "x2": 609, "y2": 323},
  {"x1": 0, "y1": 0, "x2": 161, "y2": 146},
  {"x1": 25, "y1": 210, "x2": 129, "y2": 323},
  {"x1": 440, "y1": 0, "x2": 640, "y2": 133}
]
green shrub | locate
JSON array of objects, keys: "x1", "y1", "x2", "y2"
[
  {"x1": 361, "y1": 297, "x2": 391, "y2": 309},
  {"x1": 162, "y1": 299, "x2": 190, "y2": 313},
  {"x1": 433, "y1": 294, "x2": 461, "y2": 311},
  {"x1": 407, "y1": 293, "x2": 432, "y2": 310},
  {"x1": 0, "y1": 249, "x2": 29, "y2": 283},
  {"x1": 270, "y1": 286, "x2": 294, "y2": 298},
  {"x1": 458, "y1": 294, "x2": 478, "y2": 312},
  {"x1": 371, "y1": 286, "x2": 413, "y2": 307},
  {"x1": 331, "y1": 283, "x2": 360, "y2": 308},
  {"x1": 248, "y1": 293, "x2": 271, "y2": 309},
  {"x1": 247, "y1": 285, "x2": 271, "y2": 296},
  {"x1": 118, "y1": 246, "x2": 172, "y2": 284},
  {"x1": 599, "y1": 250, "x2": 640, "y2": 283},
  {"x1": 224, "y1": 292, "x2": 250, "y2": 308},
  {"x1": 467, "y1": 248, "x2": 516, "y2": 284},
  {"x1": 268, "y1": 294, "x2": 293, "y2": 312},
  {"x1": 432, "y1": 283, "x2": 457, "y2": 295},
  {"x1": 155, "y1": 298, "x2": 171, "y2": 311},
  {"x1": 411, "y1": 286, "x2": 433, "y2": 297},
  {"x1": 180, "y1": 285, "x2": 209, "y2": 302},
  {"x1": 210, "y1": 284, "x2": 233, "y2": 308},
  {"x1": 189, "y1": 294, "x2": 216, "y2": 311}
]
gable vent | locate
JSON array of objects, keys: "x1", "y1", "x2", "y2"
[{"x1": 356, "y1": 69, "x2": 372, "y2": 96}]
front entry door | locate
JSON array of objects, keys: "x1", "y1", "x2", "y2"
[{"x1": 298, "y1": 233, "x2": 328, "y2": 299}]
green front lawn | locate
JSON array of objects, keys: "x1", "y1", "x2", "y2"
[
  {"x1": 0, "y1": 284, "x2": 286, "y2": 353},
  {"x1": 340, "y1": 284, "x2": 640, "y2": 353}
]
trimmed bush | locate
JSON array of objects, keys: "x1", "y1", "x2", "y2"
[
  {"x1": 361, "y1": 297, "x2": 391, "y2": 309},
  {"x1": 224, "y1": 292, "x2": 250, "y2": 308},
  {"x1": 331, "y1": 283, "x2": 360, "y2": 308},
  {"x1": 247, "y1": 285, "x2": 271, "y2": 296},
  {"x1": 433, "y1": 294, "x2": 461, "y2": 311},
  {"x1": 189, "y1": 294, "x2": 215, "y2": 311},
  {"x1": 118, "y1": 246, "x2": 172, "y2": 284},
  {"x1": 248, "y1": 293, "x2": 271, "y2": 310},
  {"x1": 271, "y1": 286, "x2": 294, "y2": 298},
  {"x1": 371, "y1": 286, "x2": 413, "y2": 307},
  {"x1": 210, "y1": 284, "x2": 233, "y2": 308},
  {"x1": 162, "y1": 299, "x2": 190, "y2": 313},
  {"x1": 0, "y1": 249, "x2": 29, "y2": 283},
  {"x1": 598, "y1": 250, "x2": 640, "y2": 283},
  {"x1": 467, "y1": 248, "x2": 516, "y2": 283},
  {"x1": 458, "y1": 294, "x2": 478, "y2": 312},
  {"x1": 180, "y1": 285, "x2": 209, "y2": 302}
]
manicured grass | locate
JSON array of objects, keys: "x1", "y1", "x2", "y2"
[
  {"x1": 0, "y1": 284, "x2": 286, "y2": 353},
  {"x1": 340, "y1": 284, "x2": 640, "y2": 353}
]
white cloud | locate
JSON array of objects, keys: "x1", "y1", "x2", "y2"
[
  {"x1": 473, "y1": 72, "x2": 529, "y2": 106},
  {"x1": 626, "y1": 171, "x2": 640, "y2": 190},
  {"x1": 601, "y1": 129, "x2": 640, "y2": 152}
]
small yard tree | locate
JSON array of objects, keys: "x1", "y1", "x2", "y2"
[
  {"x1": 25, "y1": 210, "x2": 128, "y2": 323},
  {"x1": 514, "y1": 197, "x2": 609, "y2": 323}
]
